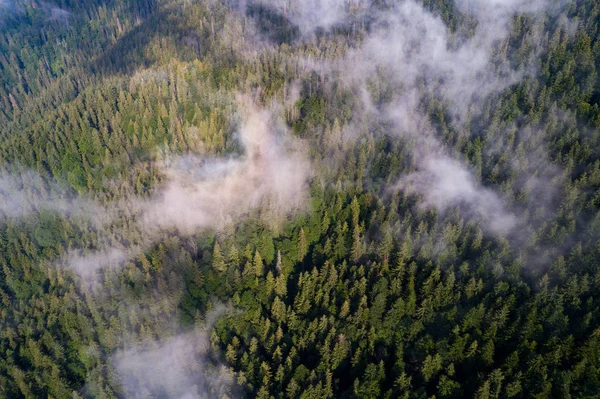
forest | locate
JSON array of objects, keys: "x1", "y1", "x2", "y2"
[{"x1": 0, "y1": 0, "x2": 600, "y2": 398}]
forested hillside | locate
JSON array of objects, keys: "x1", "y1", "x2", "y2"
[{"x1": 1, "y1": 0, "x2": 600, "y2": 398}]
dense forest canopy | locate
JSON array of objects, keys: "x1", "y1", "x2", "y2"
[{"x1": 0, "y1": 0, "x2": 600, "y2": 398}]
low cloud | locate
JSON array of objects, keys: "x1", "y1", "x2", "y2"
[
  {"x1": 284, "y1": 0, "x2": 561, "y2": 236},
  {"x1": 383, "y1": 95, "x2": 519, "y2": 235},
  {"x1": 0, "y1": 0, "x2": 15, "y2": 12},
  {"x1": 112, "y1": 306, "x2": 235, "y2": 399},
  {"x1": 42, "y1": 2, "x2": 71, "y2": 22},
  {"x1": 398, "y1": 156, "x2": 517, "y2": 235},
  {"x1": 142, "y1": 96, "x2": 311, "y2": 234},
  {"x1": 1, "y1": 1, "x2": 72, "y2": 23},
  {"x1": 248, "y1": 0, "x2": 365, "y2": 37},
  {"x1": 57, "y1": 96, "x2": 311, "y2": 283},
  {"x1": 0, "y1": 169, "x2": 110, "y2": 225},
  {"x1": 67, "y1": 247, "x2": 132, "y2": 284},
  {"x1": 341, "y1": 0, "x2": 551, "y2": 123}
]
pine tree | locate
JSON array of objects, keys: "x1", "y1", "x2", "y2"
[
  {"x1": 298, "y1": 228, "x2": 308, "y2": 262},
  {"x1": 212, "y1": 242, "x2": 226, "y2": 273},
  {"x1": 253, "y1": 250, "x2": 264, "y2": 277}
]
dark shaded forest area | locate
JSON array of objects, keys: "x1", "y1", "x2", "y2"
[{"x1": 0, "y1": 0, "x2": 600, "y2": 398}]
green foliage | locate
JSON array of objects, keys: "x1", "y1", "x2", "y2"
[{"x1": 1, "y1": 0, "x2": 600, "y2": 398}]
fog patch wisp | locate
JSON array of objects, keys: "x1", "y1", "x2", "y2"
[
  {"x1": 143, "y1": 98, "x2": 311, "y2": 234},
  {"x1": 112, "y1": 306, "x2": 235, "y2": 399}
]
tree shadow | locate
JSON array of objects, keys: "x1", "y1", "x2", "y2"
[
  {"x1": 87, "y1": 1, "x2": 220, "y2": 78},
  {"x1": 245, "y1": 2, "x2": 299, "y2": 45}
]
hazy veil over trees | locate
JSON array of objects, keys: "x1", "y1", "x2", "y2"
[{"x1": 0, "y1": 0, "x2": 600, "y2": 398}]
